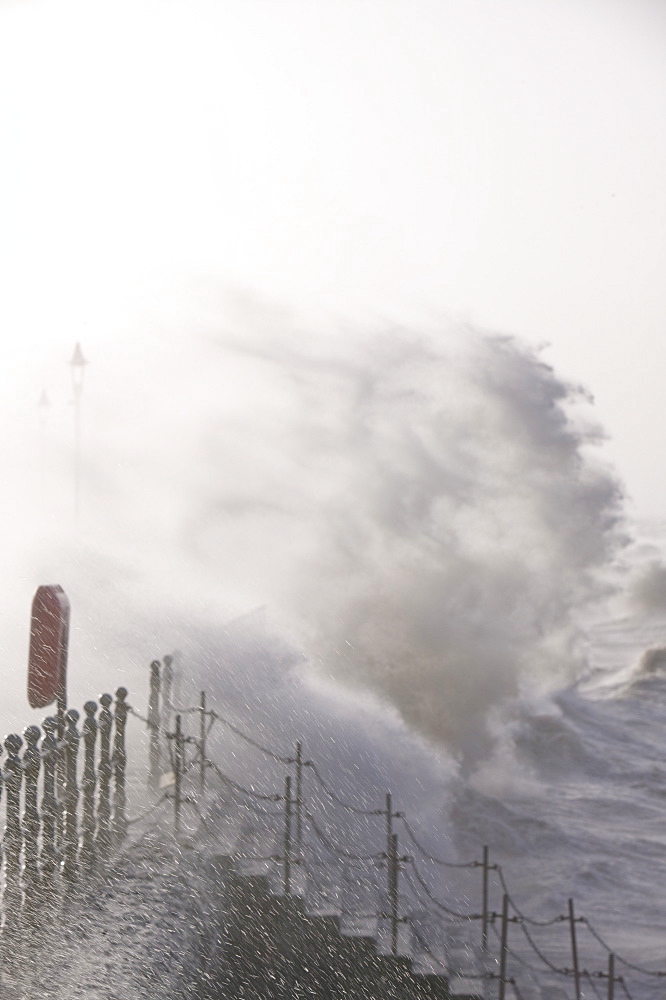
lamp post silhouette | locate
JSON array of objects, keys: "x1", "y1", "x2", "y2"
[
  {"x1": 69, "y1": 343, "x2": 87, "y2": 524},
  {"x1": 37, "y1": 389, "x2": 50, "y2": 497}
]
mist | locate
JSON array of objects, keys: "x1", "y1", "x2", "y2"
[
  {"x1": 626, "y1": 560, "x2": 666, "y2": 617},
  {"x1": 4, "y1": 297, "x2": 626, "y2": 762}
]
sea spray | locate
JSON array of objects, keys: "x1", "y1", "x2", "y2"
[{"x1": 9, "y1": 312, "x2": 625, "y2": 760}]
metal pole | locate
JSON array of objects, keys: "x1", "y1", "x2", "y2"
[
  {"x1": 386, "y1": 791, "x2": 393, "y2": 843},
  {"x1": 569, "y1": 898, "x2": 581, "y2": 1000},
  {"x1": 482, "y1": 845, "x2": 489, "y2": 952},
  {"x1": 607, "y1": 953, "x2": 615, "y2": 1000},
  {"x1": 283, "y1": 775, "x2": 292, "y2": 895},
  {"x1": 148, "y1": 661, "x2": 161, "y2": 791},
  {"x1": 384, "y1": 791, "x2": 399, "y2": 955},
  {"x1": 295, "y1": 741, "x2": 303, "y2": 856},
  {"x1": 74, "y1": 385, "x2": 81, "y2": 522},
  {"x1": 162, "y1": 654, "x2": 174, "y2": 725},
  {"x1": 389, "y1": 832, "x2": 400, "y2": 956},
  {"x1": 171, "y1": 650, "x2": 182, "y2": 715},
  {"x1": 38, "y1": 389, "x2": 49, "y2": 499},
  {"x1": 199, "y1": 691, "x2": 207, "y2": 796},
  {"x1": 70, "y1": 342, "x2": 86, "y2": 526},
  {"x1": 498, "y1": 893, "x2": 509, "y2": 1000},
  {"x1": 174, "y1": 714, "x2": 183, "y2": 837}
]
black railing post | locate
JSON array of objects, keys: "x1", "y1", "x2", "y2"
[
  {"x1": 96, "y1": 694, "x2": 113, "y2": 856},
  {"x1": 21, "y1": 725, "x2": 42, "y2": 909},
  {"x1": 498, "y1": 893, "x2": 509, "y2": 1000},
  {"x1": 112, "y1": 687, "x2": 128, "y2": 845},
  {"x1": 148, "y1": 661, "x2": 161, "y2": 792},
  {"x1": 61, "y1": 709, "x2": 80, "y2": 882},
  {"x1": 569, "y1": 898, "x2": 581, "y2": 1000},
  {"x1": 481, "y1": 845, "x2": 490, "y2": 952},
  {"x1": 608, "y1": 953, "x2": 615, "y2": 1000},
  {"x1": 3, "y1": 733, "x2": 24, "y2": 928},
  {"x1": 162, "y1": 654, "x2": 174, "y2": 720},
  {"x1": 384, "y1": 790, "x2": 402, "y2": 954},
  {"x1": 385, "y1": 791, "x2": 393, "y2": 843},
  {"x1": 80, "y1": 700, "x2": 97, "y2": 869},
  {"x1": 295, "y1": 741, "x2": 303, "y2": 858},
  {"x1": 173, "y1": 713, "x2": 183, "y2": 837},
  {"x1": 383, "y1": 791, "x2": 402, "y2": 851},
  {"x1": 283, "y1": 774, "x2": 292, "y2": 895},
  {"x1": 170, "y1": 651, "x2": 182, "y2": 715},
  {"x1": 40, "y1": 717, "x2": 59, "y2": 893},
  {"x1": 388, "y1": 832, "x2": 400, "y2": 955},
  {"x1": 199, "y1": 691, "x2": 207, "y2": 797},
  {"x1": 56, "y1": 685, "x2": 66, "y2": 841}
]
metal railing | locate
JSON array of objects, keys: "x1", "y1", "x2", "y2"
[
  {"x1": 0, "y1": 654, "x2": 655, "y2": 1000},
  {"x1": 0, "y1": 688, "x2": 131, "y2": 942},
  {"x1": 136, "y1": 657, "x2": 662, "y2": 1000}
]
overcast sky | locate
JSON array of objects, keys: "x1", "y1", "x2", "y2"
[{"x1": 1, "y1": 0, "x2": 665, "y2": 519}]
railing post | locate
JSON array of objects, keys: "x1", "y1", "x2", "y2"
[
  {"x1": 112, "y1": 687, "x2": 128, "y2": 845},
  {"x1": 148, "y1": 661, "x2": 161, "y2": 792},
  {"x1": 283, "y1": 774, "x2": 292, "y2": 895},
  {"x1": 199, "y1": 691, "x2": 207, "y2": 796},
  {"x1": 170, "y1": 651, "x2": 182, "y2": 714},
  {"x1": 385, "y1": 791, "x2": 393, "y2": 843},
  {"x1": 162, "y1": 654, "x2": 174, "y2": 720},
  {"x1": 61, "y1": 709, "x2": 80, "y2": 882},
  {"x1": 96, "y1": 694, "x2": 113, "y2": 856},
  {"x1": 21, "y1": 725, "x2": 42, "y2": 912},
  {"x1": 295, "y1": 741, "x2": 303, "y2": 858},
  {"x1": 3, "y1": 733, "x2": 24, "y2": 929},
  {"x1": 498, "y1": 893, "x2": 509, "y2": 1000},
  {"x1": 481, "y1": 845, "x2": 490, "y2": 952},
  {"x1": 80, "y1": 700, "x2": 98, "y2": 869},
  {"x1": 40, "y1": 717, "x2": 59, "y2": 894},
  {"x1": 172, "y1": 713, "x2": 183, "y2": 837},
  {"x1": 569, "y1": 898, "x2": 581, "y2": 1000},
  {"x1": 607, "y1": 953, "x2": 615, "y2": 1000},
  {"x1": 56, "y1": 687, "x2": 66, "y2": 840},
  {"x1": 384, "y1": 791, "x2": 402, "y2": 954},
  {"x1": 388, "y1": 832, "x2": 400, "y2": 955}
]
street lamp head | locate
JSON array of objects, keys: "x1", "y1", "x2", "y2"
[{"x1": 69, "y1": 342, "x2": 87, "y2": 393}]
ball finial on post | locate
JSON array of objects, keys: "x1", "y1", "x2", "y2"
[
  {"x1": 40, "y1": 716, "x2": 59, "y2": 896},
  {"x1": 21, "y1": 725, "x2": 42, "y2": 912},
  {"x1": 61, "y1": 709, "x2": 80, "y2": 882},
  {"x1": 148, "y1": 662, "x2": 161, "y2": 792},
  {"x1": 3, "y1": 733, "x2": 24, "y2": 929},
  {"x1": 80, "y1": 701, "x2": 98, "y2": 869},
  {"x1": 96, "y1": 694, "x2": 114, "y2": 857}
]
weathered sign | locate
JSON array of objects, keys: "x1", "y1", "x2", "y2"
[{"x1": 27, "y1": 585, "x2": 70, "y2": 709}]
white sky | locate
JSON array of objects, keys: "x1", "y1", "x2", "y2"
[{"x1": 0, "y1": 0, "x2": 665, "y2": 517}]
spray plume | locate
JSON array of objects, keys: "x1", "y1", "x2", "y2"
[{"x1": 9, "y1": 304, "x2": 625, "y2": 761}]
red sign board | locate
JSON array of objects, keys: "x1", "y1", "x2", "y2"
[{"x1": 28, "y1": 585, "x2": 70, "y2": 709}]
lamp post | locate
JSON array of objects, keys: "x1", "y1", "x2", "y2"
[
  {"x1": 37, "y1": 389, "x2": 49, "y2": 497},
  {"x1": 38, "y1": 388, "x2": 50, "y2": 421},
  {"x1": 69, "y1": 343, "x2": 87, "y2": 524}
]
